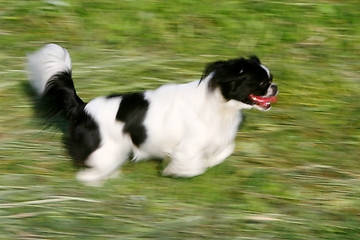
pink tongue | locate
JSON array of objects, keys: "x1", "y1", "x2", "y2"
[{"x1": 249, "y1": 94, "x2": 278, "y2": 108}]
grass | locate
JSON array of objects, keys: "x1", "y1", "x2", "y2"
[{"x1": 1, "y1": 0, "x2": 360, "y2": 239}]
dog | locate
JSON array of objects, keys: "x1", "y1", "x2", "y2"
[{"x1": 27, "y1": 44, "x2": 278, "y2": 185}]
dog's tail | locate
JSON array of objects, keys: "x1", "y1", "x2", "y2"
[{"x1": 27, "y1": 44, "x2": 84, "y2": 121}]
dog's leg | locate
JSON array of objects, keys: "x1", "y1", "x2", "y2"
[
  {"x1": 163, "y1": 147, "x2": 206, "y2": 178},
  {"x1": 76, "y1": 141, "x2": 130, "y2": 185},
  {"x1": 207, "y1": 143, "x2": 235, "y2": 168},
  {"x1": 163, "y1": 159, "x2": 206, "y2": 178}
]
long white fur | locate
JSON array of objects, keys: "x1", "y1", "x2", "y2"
[
  {"x1": 260, "y1": 64, "x2": 271, "y2": 78},
  {"x1": 78, "y1": 97, "x2": 133, "y2": 183},
  {"x1": 28, "y1": 44, "x2": 266, "y2": 185},
  {"x1": 27, "y1": 44, "x2": 72, "y2": 96},
  {"x1": 80, "y1": 75, "x2": 250, "y2": 183}
]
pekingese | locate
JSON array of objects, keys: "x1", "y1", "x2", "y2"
[{"x1": 27, "y1": 44, "x2": 278, "y2": 184}]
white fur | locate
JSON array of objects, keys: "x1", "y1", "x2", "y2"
[
  {"x1": 27, "y1": 44, "x2": 274, "y2": 185},
  {"x1": 27, "y1": 44, "x2": 71, "y2": 95},
  {"x1": 260, "y1": 64, "x2": 271, "y2": 78},
  {"x1": 77, "y1": 97, "x2": 133, "y2": 184},
  {"x1": 140, "y1": 77, "x2": 244, "y2": 177},
  {"x1": 77, "y1": 75, "x2": 250, "y2": 184}
]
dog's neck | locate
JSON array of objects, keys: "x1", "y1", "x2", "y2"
[{"x1": 199, "y1": 73, "x2": 253, "y2": 111}]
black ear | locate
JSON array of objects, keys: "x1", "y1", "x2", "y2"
[
  {"x1": 249, "y1": 56, "x2": 261, "y2": 64},
  {"x1": 201, "y1": 60, "x2": 227, "y2": 80}
]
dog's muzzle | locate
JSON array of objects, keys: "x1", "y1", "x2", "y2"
[{"x1": 248, "y1": 84, "x2": 278, "y2": 110}]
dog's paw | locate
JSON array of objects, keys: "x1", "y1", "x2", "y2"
[
  {"x1": 76, "y1": 169, "x2": 104, "y2": 186},
  {"x1": 162, "y1": 165, "x2": 204, "y2": 178}
]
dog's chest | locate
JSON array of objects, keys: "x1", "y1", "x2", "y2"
[{"x1": 205, "y1": 110, "x2": 242, "y2": 146}]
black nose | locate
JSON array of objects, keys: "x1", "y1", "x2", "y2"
[{"x1": 270, "y1": 84, "x2": 278, "y2": 96}]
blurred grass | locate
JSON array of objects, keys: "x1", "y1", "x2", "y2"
[{"x1": 1, "y1": 0, "x2": 360, "y2": 239}]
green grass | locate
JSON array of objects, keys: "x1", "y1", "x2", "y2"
[{"x1": 1, "y1": 0, "x2": 360, "y2": 239}]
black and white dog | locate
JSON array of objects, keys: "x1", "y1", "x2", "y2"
[{"x1": 28, "y1": 44, "x2": 278, "y2": 184}]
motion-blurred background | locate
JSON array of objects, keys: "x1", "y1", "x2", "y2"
[{"x1": 1, "y1": 0, "x2": 359, "y2": 239}]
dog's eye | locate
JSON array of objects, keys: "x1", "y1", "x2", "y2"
[{"x1": 260, "y1": 81, "x2": 267, "y2": 87}]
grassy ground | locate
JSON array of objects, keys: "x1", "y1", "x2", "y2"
[{"x1": 1, "y1": 0, "x2": 360, "y2": 239}]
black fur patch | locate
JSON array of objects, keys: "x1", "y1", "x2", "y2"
[
  {"x1": 43, "y1": 71, "x2": 84, "y2": 120},
  {"x1": 115, "y1": 92, "x2": 149, "y2": 146},
  {"x1": 35, "y1": 70, "x2": 99, "y2": 166},
  {"x1": 200, "y1": 57, "x2": 272, "y2": 104},
  {"x1": 66, "y1": 106, "x2": 101, "y2": 167}
]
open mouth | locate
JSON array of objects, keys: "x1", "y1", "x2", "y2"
[{"x1": 248, "y1": 94, "x2": 278, "y2": 110}]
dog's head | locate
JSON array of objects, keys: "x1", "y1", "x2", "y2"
[{"x1": 201, "y1": 56, "x2": 278, "y2": 110}]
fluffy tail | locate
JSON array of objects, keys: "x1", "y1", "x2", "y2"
[{"x1": 27, "y1": 44, "x2": 84, "y2": 120}]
